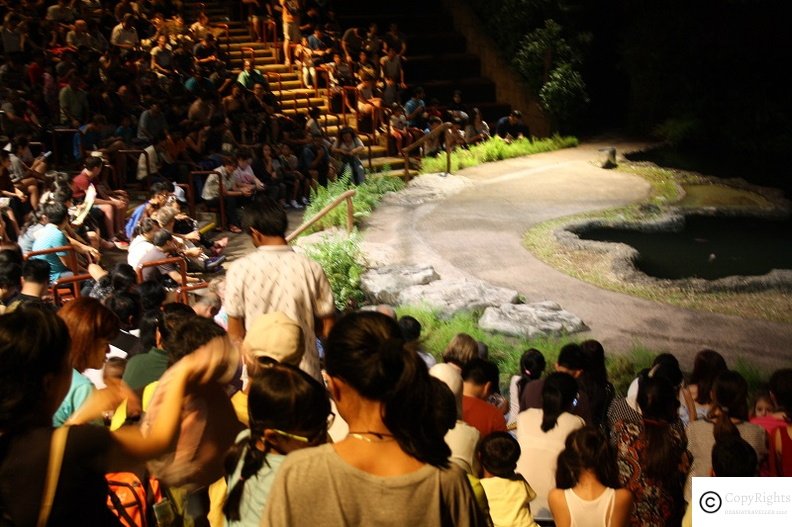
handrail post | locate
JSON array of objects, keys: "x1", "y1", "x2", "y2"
[{"x1": 346, "y1": 196, "x2": 354, "y2": 232}]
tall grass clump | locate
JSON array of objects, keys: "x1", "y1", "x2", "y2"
[
  {"x1": 421, "y1": 134, "x2": 578, "y2": 174},
  {"x1": 303, "y1": 231, "x2": 366, "y2": 311},
  {"x1": 301, "y1": 169, "x2": 406, "y2": 234}
]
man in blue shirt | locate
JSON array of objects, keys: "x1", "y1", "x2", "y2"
[
  {"x1": 404, "y1": 86, "x2": 426, "y2": 128},
  {"x1": 31, "y1": 202, "x2": 72, "y2": 283}
]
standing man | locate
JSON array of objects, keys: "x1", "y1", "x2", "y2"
[
  {"x1": 225, "y1": 196, "x2": 334, "y2": 380},
  {"x1": 280, "y1": 0, "x2": 302, "y2": 66}
]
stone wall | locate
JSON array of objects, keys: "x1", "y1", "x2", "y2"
[{"x1": 440, "y1": 0, "x2": 551, "y2": 137}]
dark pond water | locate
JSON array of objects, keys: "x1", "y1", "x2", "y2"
[{"x1": 578, "y1": 216, "x2": 792, "y2": 280}]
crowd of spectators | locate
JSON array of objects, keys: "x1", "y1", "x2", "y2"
[
  {"x1": 1, "y1": 0, "x2": 530, "y2": 243},
  {"x1": 6, "y1": 3, "x2": 785, "y2": 527},
  {"x1": 1, "y1": 193, "x2": 791, "y2": 527}
]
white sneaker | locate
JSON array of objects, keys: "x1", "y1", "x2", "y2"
[
  {"x1": 291, "y1": 199, "x2": 303, "y2": 209},
  {"x1": 302, "y1": 196, "x2": 309, "y2": 205}
]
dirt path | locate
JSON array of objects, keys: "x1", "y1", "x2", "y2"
[{"x1": 362, "y1": 141, "x2": 792, "y2": 371}]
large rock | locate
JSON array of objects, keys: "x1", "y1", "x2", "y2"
[
  {"x1": 361, "y1": 265, "x2": 440, "y2": 304},
  {"x1": 478, "y1": 302, "x2": 588, "y2": 338},
  {"x1": 398, "y1": 279, "x2": 519, "y2": 318},
  {"x1": 383, "y1": 174, "x2": 474, "y2": 206}
]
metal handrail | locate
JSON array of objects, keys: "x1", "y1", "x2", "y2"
[
  {"x1": 52, "y1": 273, "x2": 92, "y2": 306},
  {"x1": 285, "y1": 189, "x2": 357, "y2": 242},
  {"x1": 136, "y1": 256, "x2": 206, "y2": 303},
  {"x1": 241, "y1": 46, "x2": 256, "y2": 64},
  {"x1": 265, "y1": 71, "x2": 283, "y2": 96},
  {"x1": 400, "y1": 122, "x2": 453, "y2": 177},
  {"x1": 24, "y1": 244, "x2": 79, "y2": 273}
]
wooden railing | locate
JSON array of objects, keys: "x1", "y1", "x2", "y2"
[
  {"x1": 399, "y1": 122, "x2": 453, "y2": 178},
  {"x1": 285, "y1": 189, "x2": 356, "y2": 242}
]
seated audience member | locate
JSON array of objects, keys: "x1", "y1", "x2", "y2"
[
  {"x1": 16, "y1": 259, "x2": 51, "y2": 307},
  {"x1": 331, "y1": 127, "x2": 365, "y2": 185},
  {"x1": 614, "y1": 376, "x2": 690, "y2": 527},
  {"x1": 128, "y1": 217, "x2": 162, "y2": 269},
  {"x1": 194, "y1": 292, "x2": 222, "y2": 319},
  {"x1": 508, "y1": 349, "x2": 546, "y2": 426},
  {"x1": 137, "y1": 230, "x2": 202, "y2": 286},
  {"x1": 520, "y1": 343, "x2": 591, "y2": 423},
  {"x1": 0, "y1": 306, "x2": 222, "y2": 525},
  {"x1": 224, "y1": 363, "x2": 331, "y2": 526},
  {"x1": 202, "y1": 157, "x2": 249, "y2": 233},
  {"x1": 465, "y1": 108, "x2": 491, "y2": 145},
  {"x1": 686, "y1": 349, "x2": 728, "y2": 420},
  {"x1": 578, "y1": 339, "x2": 616, "y2": 432},
  {"x1": 88, "y1": 261, "x2": 137, "y2": 301},
  {"x1": 30, "y1": 202, "x2": 75, "y2": 283},
  {"x1": 104, "y1": 291, "x2": 144, "y2": 358},
  {"x1": 478, "y1": 432, "x2": 540, "y2": 527},
  {"x1": 516, "y1": 372, "x2": 586, "y2": 520},
  {"x1": 262, "y1": 311, "x2": 484, "y2": 526},
  {"x1": 430, "y1": 363, "x2": 480, "y2": 475},
  {"x1": 495, "y1": 110, "x2": 531, "y2": 140},
  {"x1": 442, "y1": 332, "x2": 479, "y2": 372},
  {"x1": 399, "y1": 315, "x2": 436, "y2": 368},
  {"x1": 548, "y1": 427, "x2": 633, "y2": 527},
  {"x1": 123, "y1": 303, "x2": 196, "y2": 391},
  {"x1": 685, "y1": 370, "x2": 766, "y2": 498},
  {"x1": 53, "y1": 298, "x2": 121, "y2": 425},
  {"x1": 141, "y1": 316, "x2": 243, "y2": 524},
  {"x1": 461, "y1": 358, "x2": 507, "y2": 438},
  {"x1": 607, "y1": 354, "x2": 689, "y2": 444}
]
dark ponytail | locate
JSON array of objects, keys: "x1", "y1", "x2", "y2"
[
  {"x1": 711, "y1": 370, "x2": 748, "y2": 442},
  {"x1": 517, "y1": 348, "x2": 546, "y2": 395},
  {"x1": 326, "y1": 312, "x2": 452, "y2": 468},
  {"x1": 223, "y1": 364, "x2": 330, "y2": 522},
  {"x1": 541, "y1": 372, "x2": 578, "y2": 432}
]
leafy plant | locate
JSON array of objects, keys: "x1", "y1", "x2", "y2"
[
  {"x1": 420, "y1": 135, "x2": 578, "y2": 174},
  {"x1": 303, "y1": 231, "x2": 366, "y2": 311},
  {"x1": 539, "y1": 64, "x2": 590, "y2": 132},
  {"x1": 301, "y1": 171, "x2": 406, "y2": 233}
]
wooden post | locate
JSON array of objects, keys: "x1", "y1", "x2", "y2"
[{"x1": 346, "y1": 196, "x2": 354, "y2": 232}]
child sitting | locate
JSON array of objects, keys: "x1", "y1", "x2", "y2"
[
  {"x1": 478, "y1": 432, "x2": 540, "y2": 527},
  {"x1": 548, "y1": 427, "x2": 632, "y2": 527},
  {"x1": 223, "y1": 363, "x2": 331, "y2": 526}
]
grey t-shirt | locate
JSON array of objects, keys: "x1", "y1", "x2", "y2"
[{"x1": 263, "y1": 443, "x2": 485, "y2": 526}]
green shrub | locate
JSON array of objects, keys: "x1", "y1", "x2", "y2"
[
  {"x1": 420, "y1": 135, "x2": 578, "y2": 174},
  {"x1": 303, "y1": 231, "x2": 366, "y2": 311},
  {"x1": 301, "y1": 171, "x2": 406, "y2": 234},
  {"x1": 539, "y1": 64, "x2": 590, "y2": 132}
]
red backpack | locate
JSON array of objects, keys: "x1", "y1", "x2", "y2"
[{"x1": 106, "y1": 471, "x2": 180, "y2": 527}]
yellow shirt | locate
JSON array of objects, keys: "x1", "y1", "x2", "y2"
[{"x1": 480, "y1": 477, "x2": 539, "y2": 527}]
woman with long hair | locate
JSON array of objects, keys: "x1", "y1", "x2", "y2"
[
  {"x1": 549, "y1": 427, "x2": 632, "y2": 527},
  {"x1": 687, "y1": 349, "x2": 728, "y2": 420},
  {"x1": 614, "y1": 376, "x2": 690, "y2": 527},
  {"x1": 262, "y1": 311, "x2": 484, "y2": 526},
  {"x1": 684, "y1": 370, "x2": 766, "y2": 499},
  {"x1": 52, "y1": 297, "x2": 121, "y2": 426},
  {"x1": 223, "y1": 363, "x2": 331, "y2": 526},
  {"x1": 516, "y1": 372, "x2": 585, "y2": 521},
  {"x1": 0, "y1": 305, "x2": 222, "y2": 525},
  {"x1": 578, "y1": 340, "x2": 616, "y2": 432}
]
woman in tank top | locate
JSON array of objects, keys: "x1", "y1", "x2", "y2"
[{"x1": 548, "y1": 427, "x2": 632, "y2": 527}]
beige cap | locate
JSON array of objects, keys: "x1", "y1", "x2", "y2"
[{"x1": 242, "y1": 312, "x2": 304, "y2": 366}]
